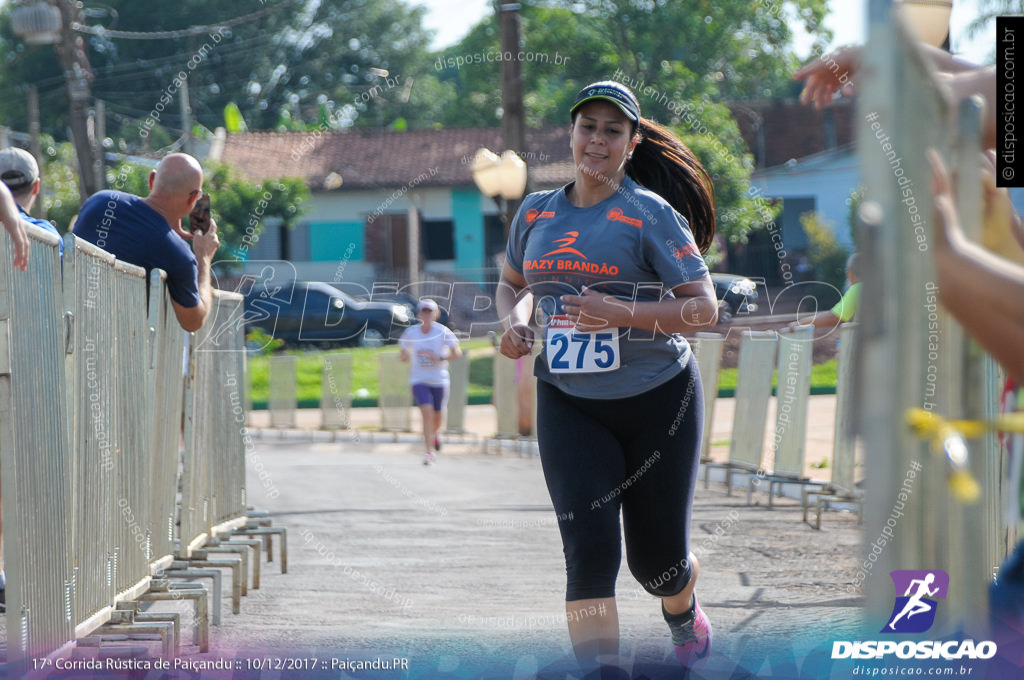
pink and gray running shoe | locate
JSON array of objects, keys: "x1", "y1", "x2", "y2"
[{"x1": 666, "y1": 597, "x2": 712, "y2": 668}]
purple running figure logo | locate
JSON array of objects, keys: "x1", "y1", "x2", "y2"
[{"x1": 882, "y1": 570, "x2": 949, "y2": 634}]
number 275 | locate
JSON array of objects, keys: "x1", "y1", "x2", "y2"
[{"x1": 550, "y1": 332, "x2": 615, "y2": 369}]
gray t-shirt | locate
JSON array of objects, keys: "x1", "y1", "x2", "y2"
[{"x1": 505, "y1": 176, "x2": 708, "y2": 399}]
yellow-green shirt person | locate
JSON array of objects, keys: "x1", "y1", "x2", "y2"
[{"x1": 790, "y1": 253, "x2": 860, "y2": 330}]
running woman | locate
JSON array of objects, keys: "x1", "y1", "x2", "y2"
[
  {"x1": 398, "y1": 299, "x2": 462, "y2": 465},
  {"x1": 497, "y1": 81, "x2": 718, "y2": 672}
]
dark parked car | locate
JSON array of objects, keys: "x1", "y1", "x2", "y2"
[
  {"x1": 363, "y1": 291, "x2": 450, "y2": 327},
  {"x1": 243, "y1": 281, "x2": 413, "y2": 347},
  {"x1": 710, "y1": 273, "x2": 759, "y2": 323}
]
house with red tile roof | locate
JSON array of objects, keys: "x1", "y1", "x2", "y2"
[
  {"x1": 214, "y1": 126, "x2": 573, "y2": 286},
  {"x1": 212, "y1": 99, "x2": 859, "y2": 289}
]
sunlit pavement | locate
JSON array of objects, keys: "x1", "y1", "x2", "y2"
[{"x1": 192, "y1": 435, "x2": 862, "y2": 677}]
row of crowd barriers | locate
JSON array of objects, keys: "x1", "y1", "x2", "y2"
[
  {"x1": 0, "y1": 224, "x2": 287, "y2": 671},
  {"x1": 264, "y1": 349, "x2": 538, "y2": 451},
  {"x1": 692, "y1": 325, "x2": 862, "y2": 526},
  {"x1": 260, "y1": 328, "x2": 854, "y2": 481}
]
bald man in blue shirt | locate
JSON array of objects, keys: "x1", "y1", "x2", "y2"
[{"x1": 73, "y1": 153, "x2": 221, "y2": 331}]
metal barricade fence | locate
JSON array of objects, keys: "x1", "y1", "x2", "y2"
[
  {"x1": 831, "y1": 323, "x2": 859, "y2": 496},
  {"x1": 205, "y1": 293, "x2": 249, "y2": 533},
  {"x1": 245, "y1": 357, "x2": 253, "y2": 427},
  {"x1": 321, "y1": 353, "x2": 353, "y2": 430},
  {"x1": 111, "y1": 258, "x2": 154, "y2": 601},
  {"x1": 704, "y1": 331, "x2": 777, "y2": 492},
  {"x1": 445, "y1": 354, "x2": 469, "y2": 434},
  {"x1": 487, "y1": 348, "x2": 539, "y2": 453},
  {"x1": 65, "y1": 247, "x2": 154, "y2": 638},
  {"x1": 745, "y1": 325, "x2": 816, "y2": 507},
  {"x1": 378, "y1": 351, "x2": 412, "y2": 432},
  {"x1": 181, "y1": 330, "x2": 211, "y2": 557},
  {"x1": 2, "y1": 230, "x2": 262, "y2": 662},
  {"x1": 492, "y1": 354, "x2": 519, "y2": 439},
  {"x1": 801, "y1": 323, "x2": 863, "y2": 529},
  {"x1": 859, "y1": 2, "x2": 1003, "y2": 630},
  {"x1": 268, "y1": 355, "x2": 297, "y2": 429},
  {"x1": 0, "y1": 223, "x2": 74, "y2": 667},
  {"x1": 62, "y1": 235, "x2": 119, "y2": 638},
  {"x1": 730, "y1": 331, "x2": 778, "y2": 473},
  {"x1": 146, "y1": 270, "x2": 186, "y2": 571},
  {"x1": 63, "y1": 236, "x2": 106, "y2": 630},
  {"x1": 770, "y1": 325, "x2": 814, "y2": 478},
  {"x1": 180, "y1": 292, "x2": 250, "y2": 557},
  {"x1": 692, "y1": 332, "x2": 724, "y2": 463}
]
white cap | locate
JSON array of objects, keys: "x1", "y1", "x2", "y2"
[{"x1": 416, "y1": 299, "x2": 439, "y2": 313}]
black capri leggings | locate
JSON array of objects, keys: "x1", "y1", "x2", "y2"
[{"x1": 536, "y1": 355, "x2": 703, "y2": 602}]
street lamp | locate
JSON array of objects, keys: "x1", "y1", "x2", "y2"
[
  {"x1": 13, "y1": 0, "x2": 100, "y2": 198},
  {"x1": 897, "y1": 0, "x2": 953, "y2": 48},
  {"x1": 11, "y1": 2, "x2": 61, "y2": 44},
  {"x1": 471, "y1": 147, "x2": 527, "y2": 236}
]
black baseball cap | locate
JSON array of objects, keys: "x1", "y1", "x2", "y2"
[{"x1": 569, "y1": 82, "x2": 640, "y2": 123}]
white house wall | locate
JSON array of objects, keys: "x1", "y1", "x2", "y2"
[
  {"x1": 751, "y1": 152, "x2": 860, "y2": 250},
  {"x1": 302, "y1": 187, "x2": 456, "y2": 222}
]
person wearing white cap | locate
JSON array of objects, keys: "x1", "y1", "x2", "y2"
[
  {"x1": 0, "y1": 146, "x2": 62, "y2": 256},
  {"x1": 398, "y1": 299, "x2": 461, "y2": 465}
]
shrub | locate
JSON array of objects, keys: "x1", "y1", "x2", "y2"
[{"x1": 801, "y1": 211, "x2": 850, "y2": 290}]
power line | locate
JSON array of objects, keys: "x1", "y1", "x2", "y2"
[
  {"x1": 0, "y1": 34, "x2": 277, "y2": 100},
  {"x1": 87, "y1": 33, "x2": 278, "y2": 78},
  {"x1": 72, "y1": 0, "x2": 296, "y2": 40}
]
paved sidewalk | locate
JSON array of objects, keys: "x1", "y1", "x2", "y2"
[
  {"x1": 248, "y1": 394, "x2": 850, "y2": 483},
  {"x1": 171, "y1": 434, "x2": 863, "y2": 678},
  {"x1": 8, "y1": 399, "x2": 860, "y2": 677}
]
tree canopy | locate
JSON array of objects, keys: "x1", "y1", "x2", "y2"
[
  {"x1": 0, "y1": 0, "x2": 439, "y2": 143},
  {"x1": 1, "y1": 0, "x2": 833, "y2": 249},
  {"x1": 426, "y1": 0, "x2": 832, "y2": 245},
  {"x1": 1, "y1": 0, "x2": 830, "y2": 136}
]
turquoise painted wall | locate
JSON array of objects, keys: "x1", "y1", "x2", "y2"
[
  {"x1": 451, "y1": 189, "x2": 485, "y2": 271},
  {"x1": 308, "y1": 221, "x2": 364, "y2": 262}
]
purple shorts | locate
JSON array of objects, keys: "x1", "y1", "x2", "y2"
[{"x1": 412, "y1": 383, "x2": 449, "y2": 411}]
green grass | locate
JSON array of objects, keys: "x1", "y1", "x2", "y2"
[
  {"x1": 715, "y1": 359, "x2": 838, "y2": 396},
  {"x1": 247, "y1": 339, "x2": 495, "y2": 408},
  {"x1": 247, "y1": 347, "x2": 839, "y2": 408}
]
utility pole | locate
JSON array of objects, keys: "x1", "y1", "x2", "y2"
[
  {"x1": 93, "y1": 99, "x2": 105, "y2": 191},
  {"x1": 181, "y1": 33, "x2": 196, "y2": 156},
  {"x1": 55, "y1": 0, "x2": 98, "y2": 199},
  {"x1": 498, "y1": 2, "x2": 526, "y2": 236},
  {"x1": 28, "y1": 85, "x2": 45, "y2": 219},
  {"x1": 180, "y1": 82, "x2": 193, "y2": 156},
  {"x1": 407, "y1": 201, "x2": 420, "y2": 285}
]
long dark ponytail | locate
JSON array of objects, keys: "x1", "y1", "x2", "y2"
[{"x1": 626, "y1": 117, "x2": 716, "y2": 254}]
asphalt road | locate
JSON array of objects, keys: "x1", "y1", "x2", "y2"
[{"x1": 187, "y1": 440, "x2": 864, "y2": 679}]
